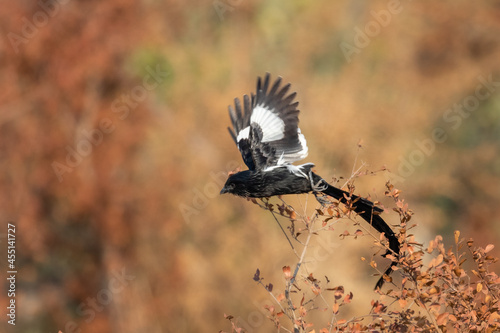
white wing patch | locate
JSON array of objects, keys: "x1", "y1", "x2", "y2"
[
  {"x1": 295, "y1": 129, "x2": 309, "y2": 160},
  {"x1": 278, "y1": 129, "x2": 309, "y2": 164},
  {"x1": 236, "y1": 126, "x2": 250, "y2": 142},
  {"x1": 250, "y1": 105, "x2": 285, "y2": 143}
]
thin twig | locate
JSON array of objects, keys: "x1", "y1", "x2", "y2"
[
  {"x1": 269, "y1": 208, "x2": 299, "y2": 258},
  {"x1": 282, "y1": 203, "x2": 323, "y2": 331},
  {"x1": 256, "y1": 280, "x2": 291, "y2": 321},
  {"x1": 409, "y1": 275, "x2": 443, "y2": 333}
]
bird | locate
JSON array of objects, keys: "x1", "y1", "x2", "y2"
[{"x1": 220, "y1": 73, "x2": 399, "y2": 289}]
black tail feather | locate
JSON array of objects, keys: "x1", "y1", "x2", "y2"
[{"x1": 311, "y1": 173, "x2": 400, "y2": 289}]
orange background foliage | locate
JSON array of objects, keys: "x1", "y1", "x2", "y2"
[{"x1": 0, "y1": 0, "x2": 499, "y2": 331}]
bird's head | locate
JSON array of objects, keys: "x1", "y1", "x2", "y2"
[
  {"x1": 219, "y1": 181, "x2": 234, "y2": 195},
  {"x1": 220, "y1": 171, "x2": 251, "y2": 196}
]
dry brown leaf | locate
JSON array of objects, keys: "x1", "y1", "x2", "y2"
[
  {"x1": 282, "y1": 266, "x2": 291, "y2": 280},
  {"x1": 436, "y1": 312, "x2": 449, "y2": 326},
  {"x1": 299, "y1": 306, "x2": 307, "y2": 317},
  {"x1": 399, "y1": 298, "x2": 407, "y2": 308},
  {"x1": 344, "y1": 292, "x2": 353, "y2": 304},
  {"x1": 429, "y1": 287, "x2": 439, "y2": 295},
  {"x1": 333, "y1": 286, "x2": 344, "y2": 299}
]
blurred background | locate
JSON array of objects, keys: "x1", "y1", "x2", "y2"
[{"x1": 1, "y1": 0, "x2": 500, "y2": 332}]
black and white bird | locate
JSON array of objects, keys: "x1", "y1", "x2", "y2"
[{"x1": 220, "y1": 73, "x2": 399, "y2": 289}]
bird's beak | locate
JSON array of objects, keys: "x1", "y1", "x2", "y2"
[{"x1": 220, "y1": 187, "x2": 228, "y2": 195}]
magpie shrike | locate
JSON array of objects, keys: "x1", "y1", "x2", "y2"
[{"x1": 220, "y1": 73, "x2": 399, "y2": 289}]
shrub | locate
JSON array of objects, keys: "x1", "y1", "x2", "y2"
[{"x1": 223, "y1": 181, "x2": 500, "y2": 333}]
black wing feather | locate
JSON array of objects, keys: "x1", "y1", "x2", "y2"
[{"x1": 228, "y1": 96, "x2": 254, "y2": 169}]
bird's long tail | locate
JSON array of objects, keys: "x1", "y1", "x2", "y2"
[{"x1": 310, "y1": 173, "x2": 399, "y2": 289}]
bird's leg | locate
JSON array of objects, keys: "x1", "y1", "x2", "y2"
[
  {"x1": 313, "y1": 192, "x2": 330, "y2": 206},
  {"x1": 308, "y1": 170, "x2": 328, "y2": 192},
  {"x1": 308, "y1": 171, "x2": 330, "y2": 206}
]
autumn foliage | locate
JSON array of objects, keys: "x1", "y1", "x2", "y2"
[{"x1": 223, "y1": 182, "x2": 500, "y2": 332}]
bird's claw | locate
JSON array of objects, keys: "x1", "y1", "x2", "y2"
[
  {"x1": 313, "y1": 192, "x2": 330, "y2": 206},
  {"x1": 308, "y1": 170, "x2": 328, "y2": 192}
]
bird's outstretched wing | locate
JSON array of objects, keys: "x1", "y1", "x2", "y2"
[{"x1": 228, "y1": 73, "x2": 309, "y2": 171}]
